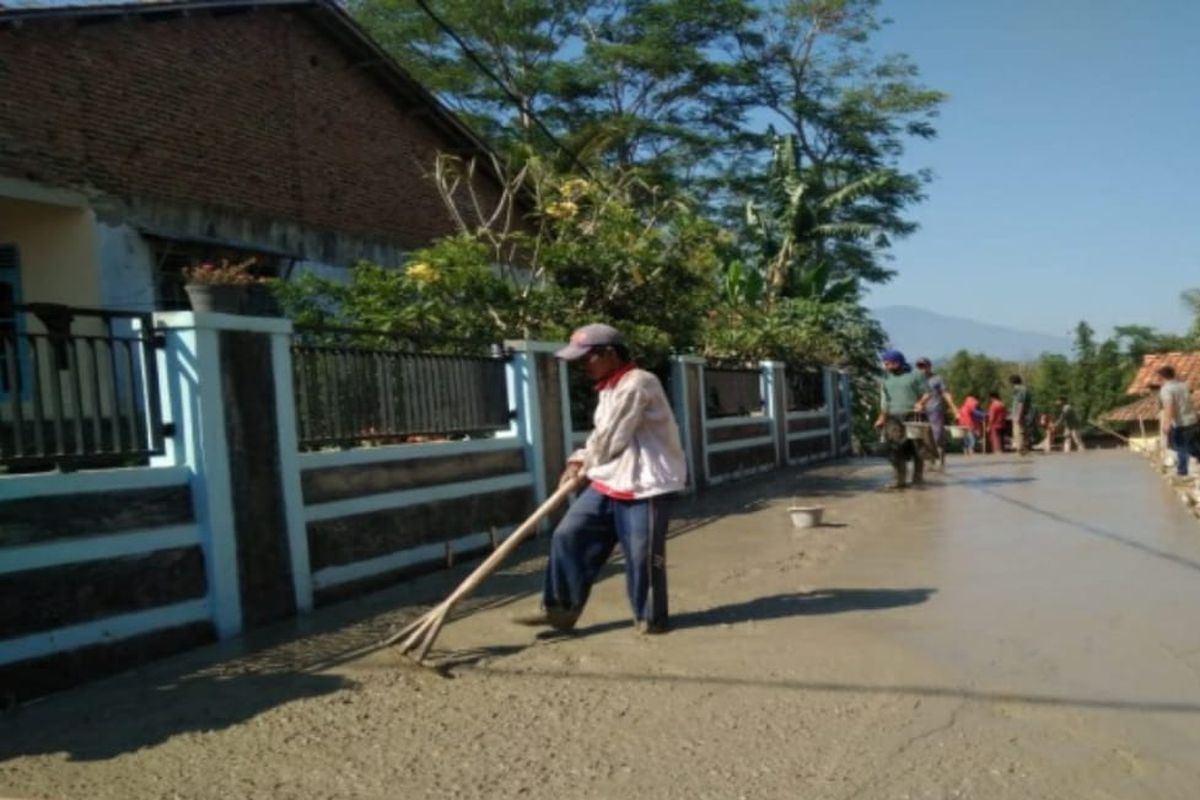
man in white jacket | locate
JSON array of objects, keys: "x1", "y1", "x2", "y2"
[{"x1": 514, "y1": 323, "x2": 687, "y2": 635}]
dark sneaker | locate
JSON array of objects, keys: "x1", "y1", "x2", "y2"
[
  {"x1": 511, "y1": 608, "x2": 580, "y2": 631},
  {"x1": 636, "y1": 620, "x2": 669, "y2": 635}
]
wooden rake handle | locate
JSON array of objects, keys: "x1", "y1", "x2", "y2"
[{"x1": 383, "y1": 475, "x2": 585, "y2": 662}]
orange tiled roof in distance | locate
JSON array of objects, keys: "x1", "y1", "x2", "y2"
[
  {"x1": 1126, "y1": 351, "x2": 1200, "y2": 396},
  {"x1": 1105, "y1": 389, "x2": 1200, "y2": 422}
]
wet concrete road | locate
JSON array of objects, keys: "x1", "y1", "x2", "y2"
[
  {"x1": 786, "y1": 450, "x2": 1200, "y2": 795},
  {"x1": 4, "y1": 450, "x2": 1200, "y2": 799}
]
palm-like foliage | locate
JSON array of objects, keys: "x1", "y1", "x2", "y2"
[{"x1": 743, "y1": 135, "x2": 891, "y2": 304}]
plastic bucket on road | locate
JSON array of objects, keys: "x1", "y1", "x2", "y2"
[{"x1": 788, "y1": 506, "x2": 824, "y2": 529}]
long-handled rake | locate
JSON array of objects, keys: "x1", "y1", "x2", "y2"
[{"x1": 382, "y1": 476, "x2": 584, "y2": 664}]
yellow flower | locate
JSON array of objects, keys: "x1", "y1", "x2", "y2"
[
  {"x1": 544, "y1": 200, "x2": 579, "y2": 220},
  {"x1": 560, "y1": 178, "x2": 590, "y2": 199},
  {"x1": 405, "y1": 262, "x2": 438, "y2": 285}
]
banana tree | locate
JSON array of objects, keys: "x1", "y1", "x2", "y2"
[{"x1": 744, "y1": 134, "x2": 891, "y2": 304}]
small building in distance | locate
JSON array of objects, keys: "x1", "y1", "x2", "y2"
[{"x1": 1105, "y1": 352, "x2": 1200, "y2": 454}]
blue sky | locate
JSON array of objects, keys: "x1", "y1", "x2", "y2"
[{"x1": 864, "y1": 0, "x2": 1200, "y2": 338}]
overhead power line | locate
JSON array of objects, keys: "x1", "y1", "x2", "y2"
[{"x1": 410, "y1": 0, "x2": 595, "y2": 179}]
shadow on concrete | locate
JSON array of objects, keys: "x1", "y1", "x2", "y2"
[
  {"x1": 428, "y1": 644, "x2": 526, "y2": 673},
  {"x1": 569, "y1": 587, "x2": 936, "y2": 638},
  {"x1": 0, "y1": 670, "x2": 350, "y2": 763},
  {"x1": 469, "y1": 664, "x2": 1200, "y2": 716}
]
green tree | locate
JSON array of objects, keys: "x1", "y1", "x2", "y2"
[
  {"x1": 941, "y1": 350, "x2": 1004, "y2": 403},
  {"x1": 730, "y1": 0, "x2": 946, "y2": 285},
  {"x1": 1091, "y1": 339, "x2": 1133, "y2": 420},
  {"x1": 350, "y1": 0, "x2": 586, "y2": 149},
  {"x1": 1181, "y1": 288, "x2": 1200, "y2": 344},
  {"x1": 1029, "y1": 353, "x2": 1072, "y2": 414},
  {"x1": 1114, "y1": 324, "x2": 1193, "y2": 362},
  {"x1": 549, "y1": 0, "x2": 756, "y2": 180},
  {"x1": 1070, "y1": 321, "x2": 1098, "y2": 421},
  {"x1": 743, "y1": 134, "x2": 889, "y2": 303},
  {"x1": 351, "y1": 0, "x2": 755, "y2": 180},
  {"x1": 278, "y1": 158, "x2": 725, "y2": 367}
]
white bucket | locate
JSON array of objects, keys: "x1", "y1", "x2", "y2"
[
  {"x1": 903, "y1": 421, "x2": 931, "y2": 441},
  {"x1": 788, "y1": 506, "x2": 824, "y2": 529},
  {"x1": 947, "y1": 425, "x2": 967, "y2": 440}
]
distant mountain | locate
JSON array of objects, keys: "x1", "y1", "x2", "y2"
[{"x1": 871, "y1": 305, "x2": 1072, "y2": 363}]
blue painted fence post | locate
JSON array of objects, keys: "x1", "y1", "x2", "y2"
[{"x1": 150, "y1": 313, "x2": 243, "y2": 639}]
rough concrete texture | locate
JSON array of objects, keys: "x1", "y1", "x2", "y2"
[{"x1": 4, "y1": 451, "x2": 1200, "y2": 799}]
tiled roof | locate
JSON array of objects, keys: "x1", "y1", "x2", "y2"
[
  {"x1": 1126, "y1": 351, "x2": 1200, "y2": 396},
  {"x1": 1105, "y1": 387, "x2": 1200, "y2": 422}
]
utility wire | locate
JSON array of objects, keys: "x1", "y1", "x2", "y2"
[{"x1": 411, "y1": 0, "x2": 596, "y2": 180}]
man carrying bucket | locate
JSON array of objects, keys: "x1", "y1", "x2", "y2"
[
  {"x1": 513, "y1": 323, "x2": 687, "y2": 635},
  {"x1": 874, "y1": 349, "x2": 928, "y2": 490}
]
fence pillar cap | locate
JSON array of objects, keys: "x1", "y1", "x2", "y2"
[
  {"x1": 152, "y1": 311, "x2": 293, "y2": 335},
  {"x1": 671, "y1": 354, "x2": 706, "y2": 365},
  {"x1": 759, "y1": 360, "x2": 786, "y2": 369},
  {"x1": 503, "y1": 339, "x2": 567, "y2": 354}
]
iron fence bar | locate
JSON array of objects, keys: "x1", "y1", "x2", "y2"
[
  {"x1": 46, "y1": 339, "x2": 66, "y2": 456},
  {"x1": 101, "y1": 338, "x2": 119, "y2": 453},
  {"x1": 294, "y1": 347, "x2": 310, "y2": 445},
  {"x1": 428, "y1": 357, "x2": 440, "y2": 434},
  {"x1": 86, "y1": 339, "x2": 104, "y2": 453},
  {"x1": 432, "y1": 356, "x2": 444, "y2": 434},
  {"x1": 327, "y1": 347, "x2": 343, "y2": 444},
  {"x1": 355, "y1": 348, "x2": 369, "y2": 440},
  {"x1": 121, "y1": 339, "x2": 139, "y2": 454},
  {"x1": 28, "y1": 335, "x2": 46, "y2": 456},
  {"x1": 4, "y1": 335, "x2": 24, "y2": 457},
  {"x1": 67, "y1": 340, "x2": 86, "y2": 455},
  {"x1": 140, "y1": 317, "x2": 164, "y2": 453},
  {"x1": 375, "y1": 350, "x2": 390, "y2": 436}
]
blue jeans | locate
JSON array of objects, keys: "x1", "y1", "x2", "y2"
[
  {"x1": 963, "y1": 429, "x2": 977, "y2": 453},
  {"x1": 1169, "y1": 425, "x2": 1197, "y2": 476},
  {"x1": 543, "y1": 486, "x2": 672, "y2": 626}
]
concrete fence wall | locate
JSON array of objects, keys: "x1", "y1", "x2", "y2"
[
  {"x1": 0, "y1": 465, "x2": 213, "y2": 698},
  {"x1": 0, "y1": 314, "x2": 852, "y2": 699}
]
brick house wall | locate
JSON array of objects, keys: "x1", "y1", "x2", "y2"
[{"x1": 0, "y1": 5, "x2": 505, "y2": 252}]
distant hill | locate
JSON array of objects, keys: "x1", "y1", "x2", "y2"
[{"x1": 871, "y1": 305, "x2": 1072, "y2": 363}]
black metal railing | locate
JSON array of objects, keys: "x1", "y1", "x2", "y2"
[
  {"x1": 291, "y1": 326, "x2": 511, "y2": 450},
  {"x1": 704, "y1": 363, "x2": 763, "y2": 418},
  {"x1": 0, "y1": 303, "x2": 167, "y2": 471},
  {"x1": 786, "y1": 367, "x2": 826, "y2": 412},
  {"x1": 565, "y1": 361, "x2": 674, "y2": 436}
]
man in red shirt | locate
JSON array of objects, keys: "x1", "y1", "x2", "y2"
[{"x1": 986, "y1": 391, "x2": 1007, "y2": 454}]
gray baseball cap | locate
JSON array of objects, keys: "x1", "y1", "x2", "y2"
[{"x1": 555, "y1": 323, "x2": 624, "y2": 361}]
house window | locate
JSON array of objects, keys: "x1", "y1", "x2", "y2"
[
  {"x1": 0, "y1": 244, "x2": 23, "y2": 395},
  {"x1": 145, "y1": 237, "x2": 285, "y2": 310}
]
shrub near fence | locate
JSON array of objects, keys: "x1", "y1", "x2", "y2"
[{"x1": 290, "y1": 326, "x2": 510, "y2": 450}]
